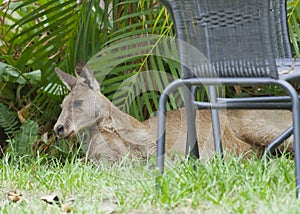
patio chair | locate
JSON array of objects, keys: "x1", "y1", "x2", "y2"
[{"x1": 156, "y1": 0, "x2": 300, "y2": 197}]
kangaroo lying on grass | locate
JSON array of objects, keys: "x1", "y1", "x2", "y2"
[{"x1": 54, "y1": 65, "x2": 293, "y2": 164}]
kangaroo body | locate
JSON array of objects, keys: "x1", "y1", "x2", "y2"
[{"x1": 54, "y1": 66, "x2": 293, "y2": 164}]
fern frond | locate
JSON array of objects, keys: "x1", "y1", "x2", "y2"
[
  {"x1": 0, "y1": 102, "x2": 19, "y2": 137},
  {"x1": 12, "y1": 120, "x2": 39, "y2": 156}
]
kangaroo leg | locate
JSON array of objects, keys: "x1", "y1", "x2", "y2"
[
  {"x1": 195, "y1": 110, "x2": 264, "y2": 158},
  {"x1": 227, "y1": 110, "x2": 293, "y2": 153}
]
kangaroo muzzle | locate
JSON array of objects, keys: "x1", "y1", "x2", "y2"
[{"x1": 55, "y1": 124, "x2": 65, "y2": 138}]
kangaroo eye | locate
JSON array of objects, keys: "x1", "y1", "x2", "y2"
[{"x1": 73, "y1": 100, "x2": 83, "y2": 107}]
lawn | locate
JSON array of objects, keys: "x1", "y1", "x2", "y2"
[{"x1": 1, "y1": 153, "x2": 300, "y2": 213}]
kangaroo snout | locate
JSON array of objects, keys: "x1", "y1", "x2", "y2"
[{"x1": 55, "y1": 124, "x2": 65, "y2": 138}]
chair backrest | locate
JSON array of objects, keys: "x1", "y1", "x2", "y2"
[
  {"x1": 159, "y1": 0, "x2": 291, "y2": 79},
  {"x1": 270, "y1": 0, "x2": 292, "y2": 58}
]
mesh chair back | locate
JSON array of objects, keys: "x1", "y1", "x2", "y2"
[
  {"x1": 160, "y1": 0, "x2": 279, "y2": 78},
  {"x1": 270, "y1": 0, "x2": 292, "y2": 58}
]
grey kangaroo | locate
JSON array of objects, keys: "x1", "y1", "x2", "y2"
[{"x1": 54, "y1": 65, "x2": 293, "y2": 164}]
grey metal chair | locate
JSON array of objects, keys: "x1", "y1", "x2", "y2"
[{"x1": 156, "y1": 0, "x2": 300, "y2": 197}]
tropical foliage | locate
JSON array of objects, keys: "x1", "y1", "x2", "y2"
[
  {"x1": 0, "y1": 0, "x2": 174, "y2": 156},
  {"x1": 0, "y1": 0, "x2": 299, "y2": 156}
]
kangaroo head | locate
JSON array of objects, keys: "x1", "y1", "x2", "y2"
[{"x1": 54, "y1": 64, "x2": 111, "y2": 138}]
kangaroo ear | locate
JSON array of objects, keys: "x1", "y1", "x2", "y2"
[
  {"x1": 55, "y1": 67, "x2": 77, "y2": 91},
  {"x1": 74, "y1": 60, "x2": 87, "y2": 76},
  {"x1": 77, "y1": 64, "x2": 100, "y2": 91}
]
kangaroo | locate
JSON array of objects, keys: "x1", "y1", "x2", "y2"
[{"x1": 54, "y1": 65, "x2": 293, "y2": 164}]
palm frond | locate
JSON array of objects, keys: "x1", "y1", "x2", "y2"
[
  {"x1": 1, "y1": 0, "x2": 111, "y2": 124},
  {"x1": 89, "y1": 34, "x2": 182, "y2": 120},
  {"x1": 85, "y1": 1, "x2": 179, "y2": 120},
  {"x1": 1, "y1": 0, "x2": 81, "y2": 123},
  {"x1": 3, "y1": 0, "x2": 78, "y2": 70}
]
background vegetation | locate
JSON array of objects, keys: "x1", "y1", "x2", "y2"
[{"x1": 0, "y1": 0, "x2": 299, "y2": 157}]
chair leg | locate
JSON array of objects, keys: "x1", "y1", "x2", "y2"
[
  {"x1": 208, "y1": 86, "x2": 224, "y2": 158},
  {"x1": 183, "y1": 85, "x2": 199, "y2": 159},
  {"x1": 263, "y1": 126, "x2": 293, "y2": 157},
  {"x1": 291, "y1": 97, "x2": 300, "y2": 198},
  {"x1": 279, "y1": 80, "x2": 300, "y2": 198},
  {"x1": 156, "y1": 93, "x2": 168, "y2": 174}
]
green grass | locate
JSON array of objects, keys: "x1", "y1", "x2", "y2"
[{"x1": 1, "y1": 153, "x2": 300, "y2": 213}]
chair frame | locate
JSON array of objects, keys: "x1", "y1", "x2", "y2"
[{"x1": 156, "y1": 0, "x2": 300, "y2": 197}]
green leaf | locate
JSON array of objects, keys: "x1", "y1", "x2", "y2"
[
  {"x1": 0, "y1": 62, "x2": 41, "y2": 85},
  {"x1": 0, "y1": 102, "x2": 19, "y2": 137},
  {"x1": 23, "y1": 70, "x2": 42, "y2": 85},
  {"x1": 12, "y1": 120, "x2": 39, "y2": 156}
]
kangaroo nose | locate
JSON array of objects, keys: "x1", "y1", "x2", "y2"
[{"x1": 55, "y1": 125, "x2": 64, "y2": 137}]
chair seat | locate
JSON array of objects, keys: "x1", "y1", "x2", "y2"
[
  {"x1": 190, "y1": 58, "x2": 300, "y2": 79},
  {"x1": 278, "y1": 58, "x2": 300, "y2": 81},
  {"x1": 277, "y1": 58, "x2": 300, "y2": 73}
]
